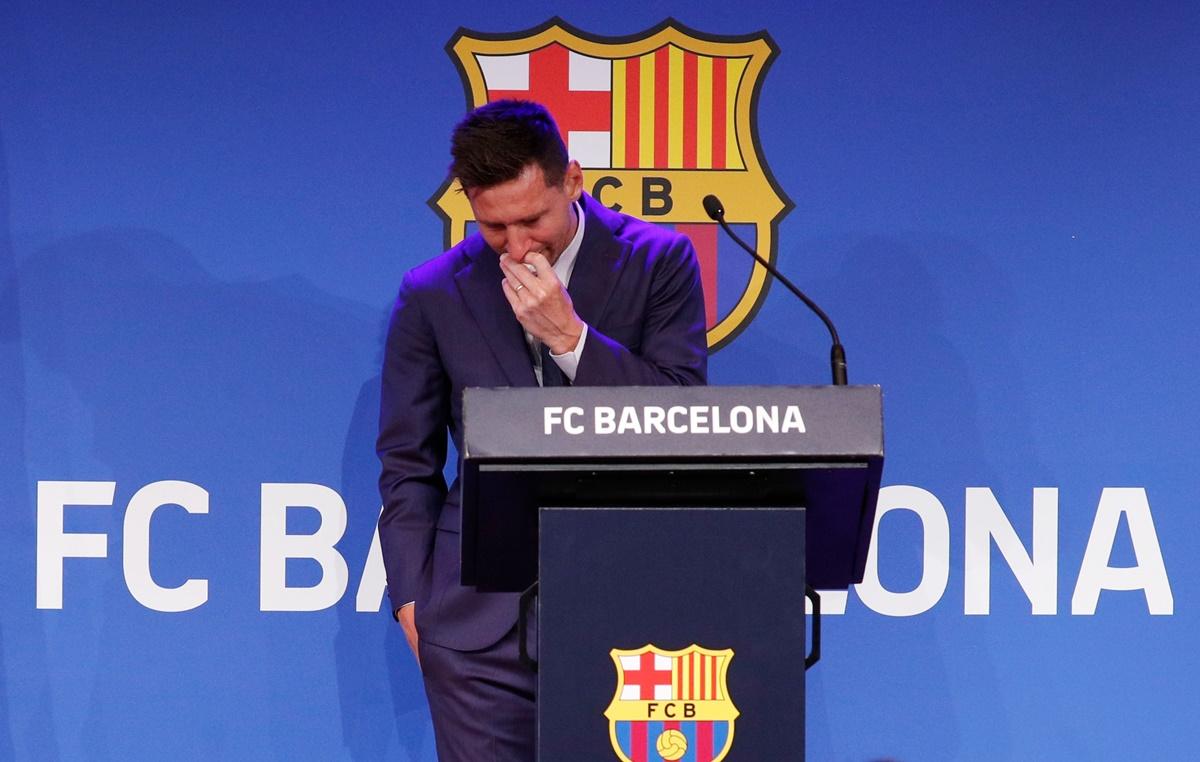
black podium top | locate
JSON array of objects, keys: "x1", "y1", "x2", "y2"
[{"x1": 460, "y1": 385, "x2": 883, "y2": 591}]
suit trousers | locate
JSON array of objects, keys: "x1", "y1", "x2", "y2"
[{"x1": 419, "y1": 623, "x2": 537, "y2": 761}]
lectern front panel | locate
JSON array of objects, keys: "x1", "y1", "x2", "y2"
[{"x1": 538, "y1": 506, "x2": 807, "y2": 760}]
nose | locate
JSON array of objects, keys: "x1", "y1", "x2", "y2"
[{"x1": 505, "y1": 227, "x2": 533, "y2": 262}]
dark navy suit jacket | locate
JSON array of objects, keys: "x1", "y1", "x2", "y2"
[{"x1": 377, "y1": 193, "x2": 707, "y2": 651}]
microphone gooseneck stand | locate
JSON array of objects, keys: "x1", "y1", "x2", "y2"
[{"x1": 702, "y1": 194, "x2": 848, "y2": 386}]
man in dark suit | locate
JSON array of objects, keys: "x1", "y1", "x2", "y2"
[{"x1": 377, "y1": 100, "x2": 707, "y2": 760}]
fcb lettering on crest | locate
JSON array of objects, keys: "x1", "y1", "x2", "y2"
[
  {"x1": 433, "y1": 18, "x2": 792, "y2": 350},
  {"x1": 604, "y1": 644, "x2": 739, "y2": 762}
]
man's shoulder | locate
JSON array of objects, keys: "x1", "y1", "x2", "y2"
[
  {"x1": 402, "y1": 235, "x2": 485, "y2": 290},
  {"x1": 586, "y1": 196, "x2": 690, "y2": 258}
]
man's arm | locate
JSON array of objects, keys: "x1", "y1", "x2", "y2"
[
  {"x1": 576, "y1": 234, "x2": 707, "y2": 386},
  {"x1": 395, "y1": 602, "x2": 419, "y2": 661},
  {"x1": 377, "y1": 270, "x2": 450, "y2": 650}
]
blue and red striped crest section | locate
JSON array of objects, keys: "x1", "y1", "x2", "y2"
[
  {"x1": 605, "y1": 644, "x2": 739, "y2": 762},
  {"x1": 436, "y1": 19, "x2": 792, "y2": 351}
]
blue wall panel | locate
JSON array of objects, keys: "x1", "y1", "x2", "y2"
[{"x1": 2, "y1": 1, "x2": 1196, "y2": 759}]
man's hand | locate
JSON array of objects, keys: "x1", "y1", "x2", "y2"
[
  {"x1": 499, "y1": 252, "x2": 585, "y2": 355},
  {"x1": 397, "y1": 605, "x2": 420, "y2": 666}
]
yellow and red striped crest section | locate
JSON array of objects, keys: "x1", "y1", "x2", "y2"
[
  {"x1": 673, "y1": 648, "x2": 728, "y2": 700},
  {"x1": 612, "y1": 48, "x2": 747, "y2": 170}
]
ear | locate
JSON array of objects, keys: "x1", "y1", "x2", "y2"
[{"x1": 563, "y1": 160, "x2": 584, "y2": 202}]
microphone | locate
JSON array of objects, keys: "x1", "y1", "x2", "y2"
[{"x1": 703, "y1": 194, "x2": 848, "y2": 385}]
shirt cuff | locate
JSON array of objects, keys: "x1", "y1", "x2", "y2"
[
  {"x1": 549, "y1": 323, "x2": 588, "y2": 382},
  {"x1": 394, "y1": 600, "x2": 414, "y2": 621}
]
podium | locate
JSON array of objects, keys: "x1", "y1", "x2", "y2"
[{"x1": 462, "y1": 385, "x2": 883, "y2": 760}]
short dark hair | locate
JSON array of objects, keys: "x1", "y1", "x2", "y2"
[{"x1": 449, "y1": 100, "x2": 569, "y2": 191}]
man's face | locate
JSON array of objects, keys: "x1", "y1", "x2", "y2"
[{"x1": 466, "y1": 161, "x2": 584, "y2": 266}]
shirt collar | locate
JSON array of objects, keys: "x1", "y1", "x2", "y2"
[{"x1": 554, "y1": 200, "x2": 586, "y2": 286}]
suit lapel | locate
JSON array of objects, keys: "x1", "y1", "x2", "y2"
[
  {"x1": 454, "y1": 243, "x2": 537, "y2": 386},
  {"x1": 568, "y1": 194, "x2": 629, "y2": 328}
]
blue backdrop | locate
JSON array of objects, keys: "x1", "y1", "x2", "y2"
[{"x1": 2, "y1": 1, "x2": 1196, "y2": 759}]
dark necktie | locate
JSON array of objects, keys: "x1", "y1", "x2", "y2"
[{"x1": 539, "y1": 342, "x2": 568, "y2": 387}]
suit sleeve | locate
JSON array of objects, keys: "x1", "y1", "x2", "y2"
[
  {"x1": 376, "y1": 270, "x2": 450, "y2": 613},
  {"x1": 575, "y1": 233, "x2": 708, "y2": 386}
]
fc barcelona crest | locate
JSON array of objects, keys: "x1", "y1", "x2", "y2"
[
  {"x1": 604, "y1": 644, "x2": 739, "y2": 762},
  {"x1": 433, "y1": 18, "x2": 793, "y2": 350}
]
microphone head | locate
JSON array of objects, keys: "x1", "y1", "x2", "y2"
[{"x1": 702, "y1": 194, "x2": 725, "y2": 221}]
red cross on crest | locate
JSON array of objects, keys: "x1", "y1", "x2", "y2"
[
  {"x1": 623, "y1": 652, "x2": 674, "y2": 700},
  {"x1": 485, "y1": 43, "x2": 612, "y2": 144}
]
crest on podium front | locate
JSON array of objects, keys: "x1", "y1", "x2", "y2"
[{"x1": 604, "y1": 643, "x2": 739, "y2": 762}]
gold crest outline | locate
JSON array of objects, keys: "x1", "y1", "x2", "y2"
[
  {"x1": 431, "y1": 17, "x2": 793, "y2": 351},
  {"x1": 603, "y1": 643, "x2": 739, "y2": 762}
]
